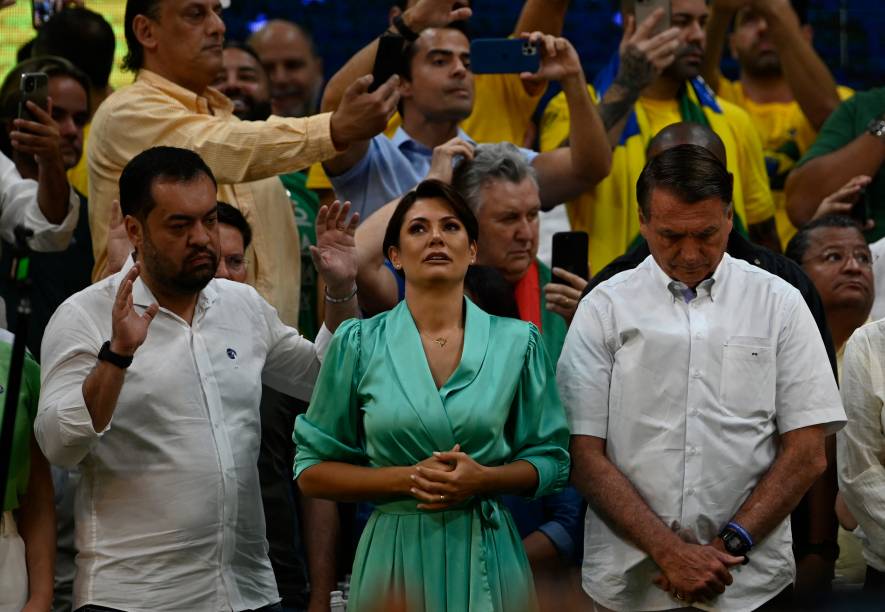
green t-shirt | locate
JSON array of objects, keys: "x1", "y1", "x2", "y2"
[
  {"x1": 280, "y1": 172, "x2": 321, "y2": 341},
  {"x1": 798, "y1": 87, "x2": 885, "y2": 241},
  {"x1": 0, "y1": 334, "x2": 41, "y2": 512}
]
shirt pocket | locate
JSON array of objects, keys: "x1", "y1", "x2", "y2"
[{"x1": 719, "y1": 336, "x2": 776, "y2": 418}]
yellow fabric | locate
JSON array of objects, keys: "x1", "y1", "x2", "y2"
[
  {"x1": 540, "y1": 84, "x2": 775, "y2": 273},
  {"x1": 307, "y1": 73, "x2": 544, "y2": 191},
  {"x1": 87, "y1": 70, "x2": 338, "y2": 326},
  {"x1": 718, "y1": 79, "x2": 855, "y2": 248},
  {"x1": 68, "y1": 122, "x2": 90, "y2": 196}
]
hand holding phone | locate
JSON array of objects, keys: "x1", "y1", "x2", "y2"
[
  {"x1": 370, "y1": 34, "x2": 405, "y2": 93},
  {"x1": 634, "y1": 0, "x2": 672, "y2": 36},
  {"x1": 18, "y1": 72, "x2": 49, "y2": 123}
]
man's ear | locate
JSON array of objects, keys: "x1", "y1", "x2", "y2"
[
  {"x1": 125, "y1": 215, "x2": 144, "y2": 252},
  {"x1": 132, "y1": 14, "x2": 159, "y2": 55}
]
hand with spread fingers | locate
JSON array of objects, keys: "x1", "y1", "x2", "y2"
[
  {"x1": 110, "y1": 263, "x2": 159, "y2": 357},
  {"x1": 409, "y1": 446, "x2": 489, "y2": 511},
  {"x1": 812, "y1": 174, "x2": 874, "y2": 230},
  {"x1": 311, "y1": 200, "x2": 360, "y2": 297},
  {"x1": 616, "y1": 11, "x2": 682, "y2": 93},
  {"x1": 544, "y1": 267, "x2": 589, "y2": 325},
  {"x1": 401, "y1": 0, "x2": 473, "y2": 32}
]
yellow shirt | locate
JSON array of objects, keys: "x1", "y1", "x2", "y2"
[
  {"x1": 718, "y1": 79, "x2": 854, "y2": 247},
  {"x1": 87, "y1": 70, "x2": 337, "y2": 326},
  {"x1": 307, "y1": 73, "x2": 543, "y2": 191},
  {"x1": 540, "y1": 86, "x2": 775, "y2": 273},
  {"x1": 68, "y1": 122, "x2": 90, "y2": 197}
]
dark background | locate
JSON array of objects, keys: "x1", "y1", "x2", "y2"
[{"x1": 220, "y1": 0, "x2": 883, "y2": 95}]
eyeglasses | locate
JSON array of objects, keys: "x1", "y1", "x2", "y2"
[
  {"x1": 222, "y1": 255, "x2": 246, "y2": 272},
  {"x1": 804, "y1": 248, "x2": 873, "y2": 268}
]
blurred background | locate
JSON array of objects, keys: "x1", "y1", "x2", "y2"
[{"x1": 0, "y1": 0, "x2": 882, "y2": 94}]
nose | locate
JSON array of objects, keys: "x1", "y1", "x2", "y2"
[
  {"x1": 215, "y1": 257, "x2": 228, "y2": 279},
  {"x1": 679, "y1": 240, "x2": 704, "y2": 265},
  {"x1": 685, "y1": 19, "x2": 704, "y2": 45},
  {"x1": 514, "y1": 217, "x2": 532, "y2": 242},
  {"x1": 452, "y1": 57, "x2": 468, "y2": 78},
  {"x1": 190, "y1": 221, "x2": 212, "y2": 247},
  {"x1": 58, "y1": 115, "x2": 78, "y2": 139},
  {"x1": 843, "y1": 253, "x2": 866, "y2": 273},
  {"x1": 208, "y1": 9, "x2": 226, "y2": 36}
]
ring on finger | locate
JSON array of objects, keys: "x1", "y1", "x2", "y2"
[
  {"x1": 673, "y1": 592, "x2": 684, "y2": 601},
  {"x1": 439, "y1": 494, "x2": 446, "y2": 502}
]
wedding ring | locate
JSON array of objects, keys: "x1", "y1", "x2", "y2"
[
  {"x1": 439, "y1": 494, "x2": 446, "y2": 502},
  {"x1": 673, "y1": 592, "x2": 684, "y2": 601}
]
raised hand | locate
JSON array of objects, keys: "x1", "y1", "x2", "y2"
[
  {"x1": 330, "y1": 74, "x2": 401, "y2": 149},
  {"x1": 812, "y1": 174, "x2": 874, "y2": 229},
  {"x1": 10, "y1": 98, "x2": 64, "y2": 171},
  {"x1": 518, "y1": 32, "x2": 583, "y2": 88},
  {"x1": 543, "y1": 267, "x2": 589, "y2": 325},
  {"x1": 401, "y1": 0, "x2": 472, "y2": 32},
  {"x1": 409, "y1": 447, "x2": 488, "y2": 510},
  {"x1": 110, "y1": 263, "x2": 159, "y2": 357},
  {"x1": 310, "y1": 200, "x2": 359, "y2": 297},
  {"x1": 616, "y1": 11, "x2": 681, "y2": 93},
  {"x1": 426, "y1": 137, "x2": 474, "y2": 184}
]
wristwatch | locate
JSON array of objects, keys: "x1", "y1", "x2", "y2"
[
  {"x1": 867, "y1": 117, "x2": 885, "y2": 140},
  {"x1": 392, "y1": 14, "x2": 419, "y2": 42},
  {"x1": 718, "y1": 521, "x2": 753, "y2": 564},
  {"x1": 98, "y1": 340, "x2": 134, "y2": 369}
]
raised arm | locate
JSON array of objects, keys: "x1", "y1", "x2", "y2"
[
  {"x1": 752, "y1": 0, "x2": 840, "y2": 129},
  {"x1": 525, "y1": 34, "x2": 611, "y2": 208},
  {"x1": 514, "y1": 0, "x2": 571, "y2": 38},
  {"x1": 700, "y1": 0, "x2": 746, "y2": 92}
]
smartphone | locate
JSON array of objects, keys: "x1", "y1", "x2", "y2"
[
  {"x1": 635, "y1": 0, "x2": 671, "y2": 36},
  {"x1": 551, "y1": 231, "x2": 589, "y2": 286},
  {"x1": 18, "y1": 72, "x2": 49, "y2": 123},
  {"x1": 369, "y1": 33, "x2": 405, "y2": 93},
  {"x1": 470, "y1": 39, "x2": 540, "y2": 75},
  {"x1": 31, "y1": 0, "x2": 57, "y2": 29},
  {"x1": 850, "y1": 187, "x2": 871, "y2": 226}
]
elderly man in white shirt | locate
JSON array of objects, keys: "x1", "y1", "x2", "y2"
[
  {"x1": 558, "y1": 145, "x2": 846, "y2": 611},
  {"x1": 35, "y1": 147, "x2": 361, "y2": 612}
]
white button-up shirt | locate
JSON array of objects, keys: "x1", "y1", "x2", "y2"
[
  {"x1": 0, "y1": 151, "x2": 79, "y2": 326},
  {"x1": 558, "y1": 253, "x2": 845, "y2": 612},
  {"x1": 35, "y1": 259, "x2": 331, "y2": 612},
  {"x1": 838, "y1": 319, "x2": 885, "y2": 572}
]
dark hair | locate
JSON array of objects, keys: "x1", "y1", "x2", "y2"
[
  {"x1": 382, "y1": 179, "x2": 479, "y2": 273},
  {"x1": 123, "y1": 0, "x2": 162, "y2": 73},
  {"x1": 464, "y1": 265, "x2": 519, "y2": 318},
  {"x1": 33, "y1": 7, "x2": 116, "y2": 89},
  {"x1": 216, "y1": 201, "x2": 252, "y2": 249},
  {"x1": 0, "y1": 56, "x2": 92, "y2": 158},
  {"x1": 119, "y1": 146, "x2": 217, "y2": 220},
  {"x1": 17, "y1": 39, "x2": 36, "y2": 64},
  {"x1": 785, "y1": 214, "x2": 865, "y2": 265},
  {"x1": 636, "y1": 144, "x2": 734, "y2": 218},
  {"x1": 400, "y1": 20, "x2": 470, "y2": 81},
  {"x1": 223, "y1": 40, "x2": 263, "y2": 67}
]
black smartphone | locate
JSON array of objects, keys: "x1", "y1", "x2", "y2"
[
  {"x1": 18, "y1": 72, "x2": 49, "y2": 123},
  {"x1": 635, "y1": 0, "x2": 671, "y2": 36},
  {"x1": 551, "y1": 231, "x2": 589, "y2": 285},
  {"x1": 851, "y1": 187, "x2": 871, "y2": 226},
  {"x1": 470, "y1": 38, "x2": 540, "y2": 75},
  {"x1": 369, "y1": 34, "x2": 405, "y2": 93},
  {"x1": 31, "y1": 0, "x2": 57, "y2": 29}
]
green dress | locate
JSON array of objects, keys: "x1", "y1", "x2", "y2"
[{"x1": 294, "y1": 299, "x2": 570, "y2": 612}]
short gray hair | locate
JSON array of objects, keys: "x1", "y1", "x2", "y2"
[{"x1": 452, "y1": 142, "x2": 538, "y2": 214}]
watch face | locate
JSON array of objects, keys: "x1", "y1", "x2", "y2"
[{"x1": 723, "y1": 532, "x2": 745, "y2": 554}]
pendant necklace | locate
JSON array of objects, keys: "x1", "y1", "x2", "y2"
[{"x1": 433, "y1": 337, "x2": 448, "y2": 348}]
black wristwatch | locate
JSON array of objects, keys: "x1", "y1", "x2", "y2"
[
  {"x1": 392, "y1": 14, "x2": 419, "y2": 41},
  {"x1": 719, "y1": 522, "x2": 753, "y2": 564},
  {"x1": 98, "y1": 340, "x2": 134, "y2": 369}
]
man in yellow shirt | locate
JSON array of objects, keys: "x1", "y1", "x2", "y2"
[
  {"x1": 541, "y1": 0, "x2": 777, "y2": 275},
  {"x1": 702, "y1": 0, "x2": 850, "y2": 248},
  {"x1": 88, "y1": 0, "x2": 399, "y2": 326}
]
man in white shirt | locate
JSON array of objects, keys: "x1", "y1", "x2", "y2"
[
  {"x1": 35, "y1": 146, "x2": 360, "y2": 612},
  {"x1": 558, "y1": 144, "x2": 845, "y2": 611}
]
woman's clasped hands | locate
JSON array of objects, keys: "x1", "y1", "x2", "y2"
[{"x1": 409, "y1": 444, "x2": 490, "y2": 510}]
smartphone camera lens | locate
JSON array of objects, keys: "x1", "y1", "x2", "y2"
[
  {"x1": 522, "y1": 41, "x2": 536, "y2": 56},
  {"x1": 24, "y1": 78, "x2": 35, "y2": 93}
]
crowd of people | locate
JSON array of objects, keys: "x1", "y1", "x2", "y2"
[{"x1": 1, "y1": 0, "x2": 885, "y2": 610}]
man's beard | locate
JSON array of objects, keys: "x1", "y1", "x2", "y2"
[
  {"x1": 271, "y1": 80, "x2": 323, "y2": 118},
  {"x1": 739, "y1": 49, "x2": 783, "y2": 79},
  {"x1": 663, "y1": 43, "x2": 704, "y2": 82},
  {"x1": 141, "y1": 234, "x2": 218, "y2": 295}
]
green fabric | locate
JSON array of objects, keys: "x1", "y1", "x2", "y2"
[
  {"x1": 280, "y1": 171, "x2": 321, "y2": 340},
  {"x1": 295, "y1": 299, "x2": 570, "y2": 612},
  {"x1": 677, "y1": 84, "x2": 711, "y2": 128},
  {"x1": 0, "y1": 337, "x2": 41, "y2": 512},
  {"x1": 536, "y1": 261, "x2": 568, "y2": 365},
  {"x1": 799, "y1": 87, "x2": 885, "y2": 242}
]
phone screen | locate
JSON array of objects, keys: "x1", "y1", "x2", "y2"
[
  {"x1": 634, "y1": 0, "x2": 671, "y2": 35},
  {"x1": 551, "y1": 232, "x2": 590, "y2": 286}
]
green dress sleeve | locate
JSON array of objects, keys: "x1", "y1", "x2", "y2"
[
  {"x1": 293, "y1": 318, "x2": 367, "y2": 479},
  {"x1": 508, "y1": 323, "x2": 571, "y2": 499}
]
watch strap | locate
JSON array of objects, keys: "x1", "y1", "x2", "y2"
[
  {"x1": 392, "y1": 14, "x2": 419, "y2": 42},
  {"x1": 867, "y1": 118, "x2": 885, "y2": 139},
  {"x1": 98, "y1": 340, "x2": 134, "y2": 369}
]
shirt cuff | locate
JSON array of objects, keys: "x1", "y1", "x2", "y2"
[
  {"x1": 307, "y1": 112, "x2": 339, "y2": 159},
  {"x1": 314, "y1": 324, "x2": 333, "y2": 363},
  {"x1": 538, "y1": 521, "x2": 577, "y2": 560},
  {"x1": 26, "y1": 186, "x2": 79, "y2": 252}
]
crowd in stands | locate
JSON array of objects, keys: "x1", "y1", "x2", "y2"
[{"x1": 2, "y1": 0, "x2": 885, "y2": 610}]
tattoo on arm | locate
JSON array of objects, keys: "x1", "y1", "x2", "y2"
[{"x1": 598, "y1": 46, "x2": 656, "y2": 130}]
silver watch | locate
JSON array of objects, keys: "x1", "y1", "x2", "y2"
[{"x1": 868, "y1": 117, "x2": 885, "y2": 139}]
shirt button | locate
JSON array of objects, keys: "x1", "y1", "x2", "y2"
[
  {"x1": 692, "y1": 369, "x2": 701, "y2": 378},
  {"x1": 695, "y1": 332, "x2": 702, "y2": 339},
  {"x1": 686, "y1": 488, "x2": 695, "y2": 496}
]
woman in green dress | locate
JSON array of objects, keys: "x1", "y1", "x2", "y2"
[{"x1": 294, "y1": 180, "x2": 570, "y2": 612}]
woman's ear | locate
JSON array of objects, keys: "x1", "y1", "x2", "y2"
[{"x1": 388, "y1": 245, "x2": 402, "y2": 270}]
